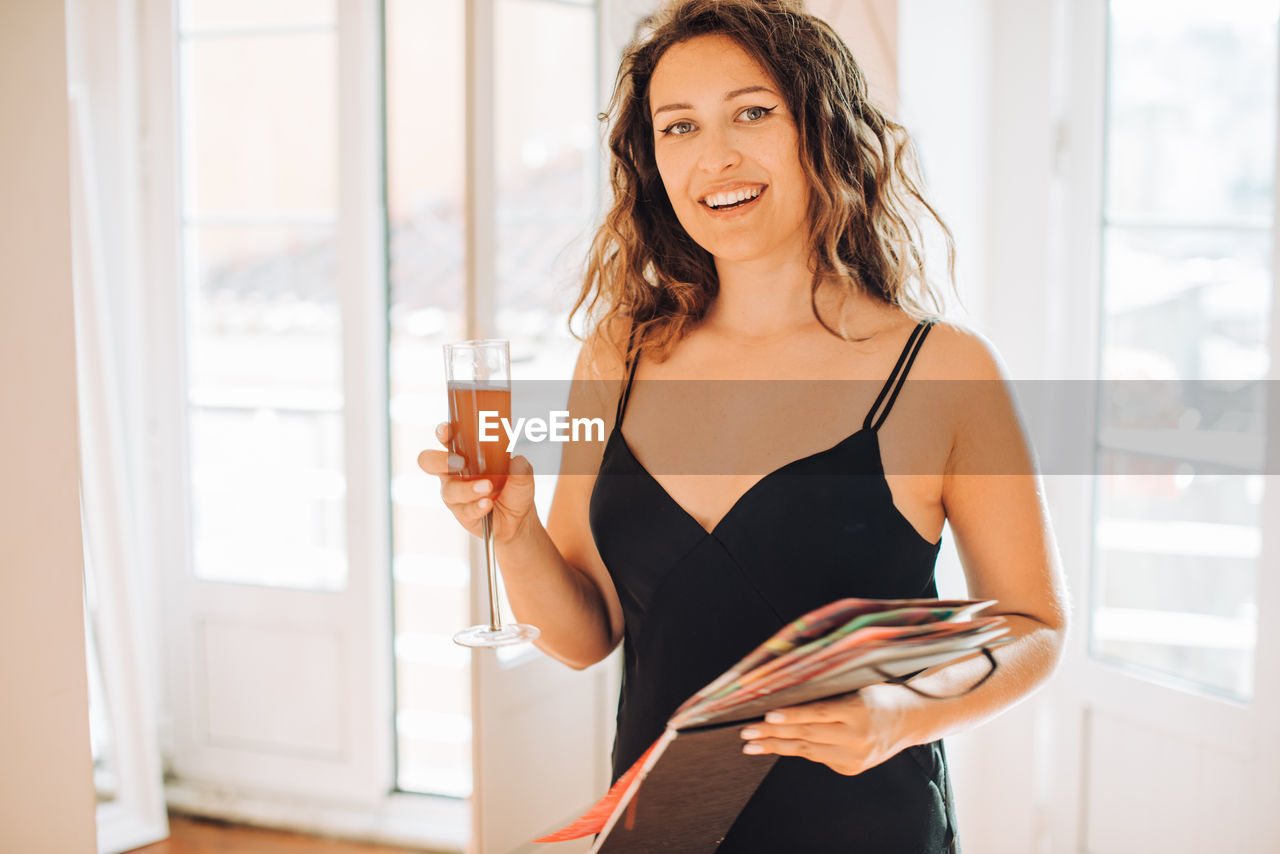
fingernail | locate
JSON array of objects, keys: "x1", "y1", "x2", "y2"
[
  {"x1": 478, "y1": 498, "x2": 492, "y2": 511},
  {"x1": 740, "y1": 728, "x2": 760, "y2": 739},
  {"x1": 765, "y1": 712, "x2": 784, "y2": 724},
  {"x1": 447, "y1": 454, "x2": 464, "y2": 470},
  {"x1": 473, "y1": 480, "x2": 489, "y2": 494},
  {"x1": 743, "y1": 744, "x2": 764, "y2": 755}
]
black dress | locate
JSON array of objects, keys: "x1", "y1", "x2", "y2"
[{"x1": 588, "y1": 319, "x2": 960, "y2": 853}]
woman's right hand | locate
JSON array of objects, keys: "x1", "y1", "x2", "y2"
[{"x1": 417, "y1": 422, "x2": 538, "y2": 544}]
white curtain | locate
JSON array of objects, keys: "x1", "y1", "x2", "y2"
[{"x1": 68, "y1": 76, "x2": 168, "y2": 853}]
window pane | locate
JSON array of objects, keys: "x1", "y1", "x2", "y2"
[
  {"x1": 1101, "y1": 227, "x2": 1270, "y2": 383},
  {"x1": 183, "y1": 223, "x2": 347, "y2": 591},
  {"x1": 1092, "y1": 0, "x2": 1277, "y2": 699},
  {"x1": 495, "y1": 0, "x2": 597, "y2": 375},
  {"x1": 189, "y1": 407, "x2": 347, "y2": 590},
  {"x1": 186, "y1": 226, "x2": 343, "y2": 400},
  {"x1": 181, "y1": 32, "x2": 337, "y2": 213},
  {"x1": 180, "y1": 0, "x2": 336, "y2": 33},
  {"x1": 491, "y1": 1, "x2": 600, "y2": 658},
  {"x1": 1106, "y1": 0, "x2": 1277, "y2": 221},
  {"x1": 386, "y1": 0, "x2": 472, "y2": 798},
  {"x1": 1094, "y1": 454, "x2": 1261, "y2": 697}
]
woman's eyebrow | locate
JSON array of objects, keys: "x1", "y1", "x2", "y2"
[{"x1": 651, "y1": 85, "x2": 777, "y2": 120}]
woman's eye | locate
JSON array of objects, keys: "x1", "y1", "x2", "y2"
[
  {"x1": 740, "y1": 106, "x2": 775, "y2": 122},
  {"x1": 661, "y1": 120, "x2": 695, "y2": 136}
]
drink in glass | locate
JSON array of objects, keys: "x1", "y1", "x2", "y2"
[
  {"x1": 447, "y1": 382, "x2": 511, "y2": 494},
  {"x1": 443, "y1": 339, "x2": 540, "y2": 648}
]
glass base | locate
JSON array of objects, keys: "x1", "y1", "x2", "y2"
[{"x1": 453, "y1": 622, "x2": 540, "y2": 648}]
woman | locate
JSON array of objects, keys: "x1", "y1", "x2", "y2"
[{"x1": 421, "y1": 1, "x2": 1068, "y2": 850}]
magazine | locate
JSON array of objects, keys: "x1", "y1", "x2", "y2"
[{"x1": 535, "y1": 596, "x2": 1010, "y2": 853}]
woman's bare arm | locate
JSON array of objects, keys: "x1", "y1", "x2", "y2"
[
  {"x1": 495, "y1": 329, "x2": 628, "y2": 668},
  {"x1": 419, "y1": 325, "x2": 628, "y2": 670},
  {"x1": 876, "y1": 327, "x2": 1070, "y2": 740}
]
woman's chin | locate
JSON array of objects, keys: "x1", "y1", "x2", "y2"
[{"x1": 703, "y1": 238, "x2": 805, "y2": 268}]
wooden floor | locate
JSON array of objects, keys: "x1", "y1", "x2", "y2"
[{"x1": 127, "y1": 815, "x2": 433, "y2": 854}]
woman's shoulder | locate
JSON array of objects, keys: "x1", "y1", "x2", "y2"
[
  {"x1": 916, "y1": 317, "x2": 1009, "y2": 382},
  {"x1": 572, "y1": 313, "x2": 634, "y2": 387}
]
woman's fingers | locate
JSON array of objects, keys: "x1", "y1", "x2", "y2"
[
  {"x1": 418, "y1": 448, "x2": 465, "y2": 475},
  {"x1": 742, "y1": 721, "x2": 842, "y2": 745},
  {"x1": 452, "y1": 493, "x2": 494, "y2": 522},
  {"x1": 440, "y1": 476, "x2": 495, "y2": 506},
  {"x1": 739, "y1": 737, "x2": 861, "y2": 775},
  {"x1": 419, "y1": 446, "x2": 491, "y2": 523},
  {"x1": 435, "y1": 421, "x2": 452, "y2": 443},
  {"x1": 420, "y1": 434, "x2": 535, "y2": 538},
  {"x1": 495, "y1": 456, "x2": 535, "y2": 508}
]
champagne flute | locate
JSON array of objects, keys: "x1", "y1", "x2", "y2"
[{"x1": 444, "y1": 339, "x2": 540, "y2": 648}]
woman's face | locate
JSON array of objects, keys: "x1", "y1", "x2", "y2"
[{"x1": 648, "y1": 34, "x2": 811, "y2": 266}]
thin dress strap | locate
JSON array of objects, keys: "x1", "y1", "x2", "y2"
[
  {"x1": 863, "y1": 320, "x2": 934, "y2": 433},
  {"x1": 614, "y1": 323, "x2": 642, "y2": 426}
]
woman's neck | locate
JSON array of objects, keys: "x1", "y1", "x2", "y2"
[{"x1": 703, "y1": 253, "x2": 818, "y2": 342}]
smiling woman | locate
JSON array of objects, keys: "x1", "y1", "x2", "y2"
[{"x1": 418, "y1": 2, "x2": 1069, "y2": 852}]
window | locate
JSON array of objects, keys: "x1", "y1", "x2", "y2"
[
  {"x1": 178, "y1": 0, "x2": 347, "y2": 591},
  {"x1": 1091, "y1": 0, "x2": 1277, "y2": 699},
  {"x1": 387, "y1": 0, "x2": 601, "y2": 798}
]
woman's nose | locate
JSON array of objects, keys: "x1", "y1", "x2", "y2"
[{"x1": 695, "y1": 126, "x2": 742, "y2": 173}]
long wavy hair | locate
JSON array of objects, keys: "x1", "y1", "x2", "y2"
[{"x1": 571, "y1": 0, "x2": 956, "y2": 364}]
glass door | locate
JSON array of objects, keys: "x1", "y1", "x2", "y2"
[{"x1": 155, "y1": 0, "x2": 392, "y2": 803}]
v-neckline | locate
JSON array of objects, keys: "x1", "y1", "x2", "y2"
[{"x1": 613, "y1": 425, "x2": 873, "y2": 537}]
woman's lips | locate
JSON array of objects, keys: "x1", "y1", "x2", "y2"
[{"x1": 700, "y1": 185, "x2": 767, "y2": 217}]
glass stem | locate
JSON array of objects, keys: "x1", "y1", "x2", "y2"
[{"x1": 481, "y1": 511, "x2": 502, "y2": 632}]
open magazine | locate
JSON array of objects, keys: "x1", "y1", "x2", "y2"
[{"x1": 535, "y1": 596, "x2": 1010, "y2": 853}]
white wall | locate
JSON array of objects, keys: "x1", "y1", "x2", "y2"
[
  {"x1": 899, "y1": 2, "x2": 1060, "y2": 852},
  {"x1": 0, "y1": 1, "x2": 98, "y2": 851},
  {"x1": 900, "y1": 0, "x2": 1060, "y2": 378},
  {"x1": 898, "y1": 0, "x2": 993, "y2": 328},
  {"x1": 809, "y1": 0, "x2": 901, "y2": 111}
]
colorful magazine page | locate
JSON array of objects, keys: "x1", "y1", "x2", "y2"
[
  {"x1": 702, "y1": 608, "x2": 976, "y2": 702},
  {"x1": 749, "y1": 620, "x2": 1011, "y2": 705},
  {"x1": 674, "y1": 601, "x2": 997, "y2": 722},
  {"x1": 695, "y1": 624, "x2": 940, "y2": 710},
  {"x1": 677, "y1": 625, "x2": 1013, "y2": 728},
  {"x1": 591, "y1": 723, "x2": 776, "y2": 853},
  {"x1": 676, "y1": 619, "x2": 1005, "y2": 725},
  {"x1": 533, "y1": 737, "x2": 666, "y2": 843},
  {"x1": 673, "y1": 597, "x2": 994, "y2": 718},
  {"x1": 719, "y1": 618, "x2": 1007, "y2": 709},
  {"x1": 674, "y1": 598, "x2": 902, "y2": 712},
  {"x1": 682, "y1": 618, "x2": 992, "y2": 723},
  {"x1": 688, "y1": 631, "x2": 1015, "y2": 728}
]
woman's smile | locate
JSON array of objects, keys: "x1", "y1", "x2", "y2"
[{"x1": 700, "y1": 184, "x2": 767, "y2": 216}]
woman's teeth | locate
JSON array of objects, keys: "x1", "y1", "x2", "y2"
[{"x1": 705, "y1": 187, "x2": 763, "y2": 209}]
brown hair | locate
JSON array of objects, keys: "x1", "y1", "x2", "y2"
[{"x1": 571, "y1": 0, "x2": 956, "y2": 364}]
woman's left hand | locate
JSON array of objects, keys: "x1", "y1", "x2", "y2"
[{"x1": 739, "y1": 684, "x2": 927, "y2": 776}]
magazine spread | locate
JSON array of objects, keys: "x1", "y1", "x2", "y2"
[{"x1": 535, "y1": 596, "x2": 1010, "y2": 853}]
